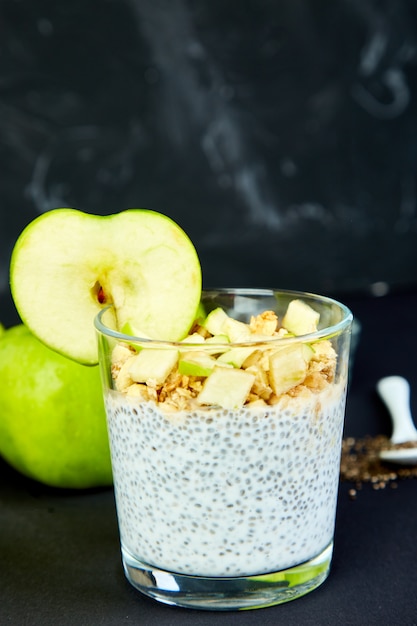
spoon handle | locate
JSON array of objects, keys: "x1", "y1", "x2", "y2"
[{"x1": 376, "y1": 376, "x2": 417, "y2": 444}]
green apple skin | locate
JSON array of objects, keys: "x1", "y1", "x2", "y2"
[
  {"x1": 0, "y1": 324, "x2": 112, "y2": 489},
  {"x1": 10, "y1": 208, "x2": 202, "y2": 365}
]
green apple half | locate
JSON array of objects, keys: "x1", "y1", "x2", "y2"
[
  {"x1": 0, "y1": 324, "x2": 112, "y2": 488},
  {"x1": 10, "y1": 208, "x2": 202, "y2": 364}
]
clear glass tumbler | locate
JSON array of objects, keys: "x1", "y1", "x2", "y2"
[{"x1": 95, "y1": 289, "x2": 352, "y2": 610}]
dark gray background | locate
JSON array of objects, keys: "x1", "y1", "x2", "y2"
[{"x1": 1, "y1": 0, "x2": 417, "y2": 327}]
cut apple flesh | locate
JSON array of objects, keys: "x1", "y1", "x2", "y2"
[
  {"x1": 202, "y1": 307, "x2": 252, "y2": 342},
  {"x1": 282, "y1": 299, "x2": 320, "y2": 335},
  {"x1": 10, "y1": 208, "x2": 202, "y2": 365},
  {"x1": 129, "y1": 348, "x2": 178, "y2": 385},
  {"x1": 217, "y1": 346, "x2": 258, "y2": 368},
  {"x1": 269, "y1": 343, "x2": 314, "y2": 396},
  {"x1": 197, "y1": 367, "x2": 256, "y2": 410},
  {"x1": 178, "y1": 351, "x2": 218, "y2": 377}
]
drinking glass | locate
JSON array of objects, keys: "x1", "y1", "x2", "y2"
[{"x1": 95, "y1": 288, "x2": 352, "y2": 610}]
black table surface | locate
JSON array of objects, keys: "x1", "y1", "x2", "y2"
[{"x1": 2, "y1": 290, "x2": 417, "y2": 626}]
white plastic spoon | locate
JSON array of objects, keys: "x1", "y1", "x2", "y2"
[{"x1": 376, "y1": 376, "x2": 417, "y2": 465}]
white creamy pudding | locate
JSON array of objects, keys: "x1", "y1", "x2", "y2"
[{"x1": 105, "y1": 381, "x2": 346, "y2": 577}]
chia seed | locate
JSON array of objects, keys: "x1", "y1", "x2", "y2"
[{"x1": 105, "y1": 382, "x2": 346, "y2": 577}]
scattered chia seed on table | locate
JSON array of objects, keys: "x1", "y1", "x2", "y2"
[{"x1": 340, "y1": 435, "x2": 417, "y2": 498}]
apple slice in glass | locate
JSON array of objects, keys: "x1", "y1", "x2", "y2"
[{"x1": 10, "y1": 208, "x2": 202, "y2": 365}]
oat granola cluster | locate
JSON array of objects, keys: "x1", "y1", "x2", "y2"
[{"x1": 110, "y1": 310, "x2": 337, "y2": 412}]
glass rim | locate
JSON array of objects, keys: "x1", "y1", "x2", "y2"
[{"x1": 94, "y1": 287, "x2": 353, "y2": 347}]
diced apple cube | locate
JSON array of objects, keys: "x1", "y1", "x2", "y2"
[
  {"x1": 197, "y1": 367, "x2": 255, "y2": 409},
  {"x1": 202, "y1": 307, "x2": 229, "y2": 335},
  {"x1": 282, "y1": 299, "x2": 320, "y2": 335},
  {"x1": 129, "y1": 348, "x2": 178, "y2": 385},
  {"x1": 178, "y1": 351, "x2": 217, "y2": 377},
  {"x1": 223, "y1": 318, "x2": 251, "y2": 342},
  {"x1": 217, "y1": 346, "x2": 258, "y2": 368},
  {"x1": 243, "y1": 346, "x2": 279, "y2": 371},
  {"x1": 203, "y1": 334, "x2": 230, "y2": 356},
  {"x1": 205, "y1": 334, "x2": 230, "y2": 345},
  {"x1": 203, "y1": 308, "x2": 251, "y2": 342},
  {"x1": 268, "y1": 343, "x2": 314, "y2": 395},
  {"x1": 180, "y1": 333, "x2": 206, "y2": 344}
]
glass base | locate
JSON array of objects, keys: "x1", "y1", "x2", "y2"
[{"x1": 122, "y1": 543, "x2": 333, "y2": 611}]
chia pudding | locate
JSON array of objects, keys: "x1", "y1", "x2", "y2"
[{"x1": 105, "y1": 380, "x2": 346, "y2": 577}]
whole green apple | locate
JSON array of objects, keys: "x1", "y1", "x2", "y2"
[{"x1": 0, "y1": 324, "x2": 112, "y2": 488}]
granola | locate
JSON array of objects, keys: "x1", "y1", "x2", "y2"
[{"x1": 110, "y1": 309, "x2": 337, "y2": 412}]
